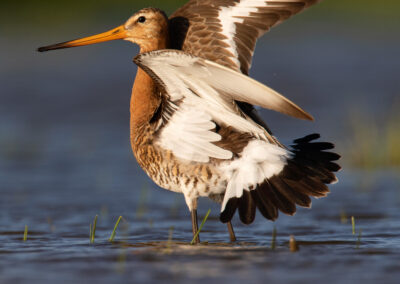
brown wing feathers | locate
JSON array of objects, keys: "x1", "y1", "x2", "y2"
[
  {"x1": 169, "y1": 0, "x2": 322, "y2": 135},
  {"x1": 170, "y1": 0, "x2": 322, "y2": 74}
]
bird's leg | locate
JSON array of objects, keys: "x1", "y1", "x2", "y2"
[
  {"x1": 227, "y1": 221, "x2": 236, "y2": 242},
  {"x1": 191, "y1": 199, "x2": 200, "y2": 244}
]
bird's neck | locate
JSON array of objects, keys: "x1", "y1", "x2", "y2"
[
  {"x1": 130, "y1": 36, "x2": 168, "y2": 138},
  {"x1": 130, "y1": 68, "x2": 160, "y2": 130}
]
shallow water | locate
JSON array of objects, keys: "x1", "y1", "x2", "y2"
[
  {"x1": 1, "y1": 164, "x2": 400, "y2": 283},
  {"x1": 1, "y1": 2, "x2": 400, "y2": 283}
]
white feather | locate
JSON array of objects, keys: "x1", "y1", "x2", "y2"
[
  {"x1": 218, "y1": 0, "x2": 309, "y2": 71},
  {"x1": 220, "y1": 140, "x2": 290, "y2": 212},
  {"x1": 133, "y1": 50, "x2": 312, "y2": 163},
  {"x1": 178, "y1": 75, "x2": 265, "y2": 134},
  {"x1": 136, "y1": 50, "x2": 312, "y2": 123},
  {"x1": 157, "y1": 100, "x2": 232, "y2": 163},
  {"x1": 218, "y1": 2, "x2": 258, "y2": 69}
]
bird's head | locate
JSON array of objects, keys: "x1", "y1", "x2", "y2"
[{"x1": 38, "y1": 8, "x2": 169, "y2": 53}]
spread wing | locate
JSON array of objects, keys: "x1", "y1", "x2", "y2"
[
  {"x1": 134, "y1": 50, "x2": 312, "y2": 162},
  {"x1": 170, "y1": 0, "x2": 321, "y2": 74}
]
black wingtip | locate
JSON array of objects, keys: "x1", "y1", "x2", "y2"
[{"x1": 37, "y1": 47, "x2": 47, "y2": 52}]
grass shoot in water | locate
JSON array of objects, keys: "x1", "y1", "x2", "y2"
[
  {"x1": 23, "y1": 225, "x2": 28, "y2": 242},
  {"x1": 356, "y1": 229, "x2": 363, "y2": 249},
  {"x1": 109, "y1": 216, "x2": 123, "y2": 242},
  {"x1": 191, "y1": 209, "x2": 211, "y2": 245},
  {"x1": 90, "y1": 215, "x2": 98, "y2": 244},
  {"x1": 351, "y1": 216, "x2": 356, "y2": 235}
]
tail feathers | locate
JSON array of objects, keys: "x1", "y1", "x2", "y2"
[
  {"x1": 238, "y1": 191, "x2": 256, "y2": 224},
  {"x1": 250, "y1": 185, "x2": 278, "y2": 221},
  {"x1": 220, "y1": 191, "x2": 256, "y2": 224},
  {"x1": 220, "y1": 198, "x2": 238, "y2": 223},
  {"x1": 220, "y1": 134, "x2": 341, "y2": 224}
]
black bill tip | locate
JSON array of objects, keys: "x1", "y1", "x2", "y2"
[
  {"x1": 37, "y1": 46, "x2": 48, "y2": 52},
  {"x1": 37, "y1": 43, "x2": 68, "y2": 52}
]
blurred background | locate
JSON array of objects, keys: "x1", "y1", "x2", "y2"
[
  {"x1": 0, "y1": 1, "x2": 400, "y2": 282},
  {"x1": 1, "y1": 0, "x2": 399, "y2": 178}
]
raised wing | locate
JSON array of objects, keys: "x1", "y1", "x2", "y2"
[
  {"x1": 134, "y1": 50, "x2": 313, "y2": 162},
  {"x1": 170, "y1": 0, "x2": 321, "y2": 74},
  {"x1": 135, "y1": 50, "x2": 313, "y2": 121}
]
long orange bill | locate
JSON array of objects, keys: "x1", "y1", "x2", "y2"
[{"x1": 37, "y1": 25, "x2": 127, "y2": 52}]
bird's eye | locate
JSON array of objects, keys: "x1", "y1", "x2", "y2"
[{"x1": 138, "y1": 16, "x2": 146, "y2": 23}]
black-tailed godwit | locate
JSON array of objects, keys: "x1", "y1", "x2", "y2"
[{"x1": 38, "y1": 0, "x2": 340, "y2": 244}]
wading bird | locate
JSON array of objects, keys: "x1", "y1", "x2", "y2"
[{"x1": 38, "y1": 0, "x2": 340, "y2": 243}]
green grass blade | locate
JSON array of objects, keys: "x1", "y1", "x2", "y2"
[
  {"x1": 190, "y1": 209, "x2": 211, "y2": 245},
  {"x1": 356, "y1": 229, "x2": 363, "y2": 249},
  {"x1": 109, "y1": 216, "x2": 123, "y2": 242},
  {"x1": 351, "y1": 216, "x2": 356, "y2": 235},
  {"x1": 90, "y1": 215, "x2": 98, "y2": 244},
  {"x1": 23, "y1": 225, "x2": 28, "y2": 242}
]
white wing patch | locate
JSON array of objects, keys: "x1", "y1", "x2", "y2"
[
  {"x1": 220, "y1": 140, "x2": 291, "y2": 212},
  {"x1": 157, "y1": 100, "x2": 232, "y2": 163},
  {"x1": 219, "y1": 2, "x2": 258, "y2": 68},
  {"x1": 135, "y1": 50, "x2": 313, "y2": 121},
  {"x1": 134, "y1": 50, "x2": 312, "y2": 163},
  {"x1": 218, "y1": 0, "x2": 308, "y2": 71}
]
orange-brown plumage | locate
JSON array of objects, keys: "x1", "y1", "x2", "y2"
[
  {"x1": 37, "y1": 1, "x2": 340, "y2": 244},
  {"x1": 129, "y1": 9, "x2": 168, "y2": 130},
  {"x1": 130, "y1": 68, "x2": 160, "y2": 131}
]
